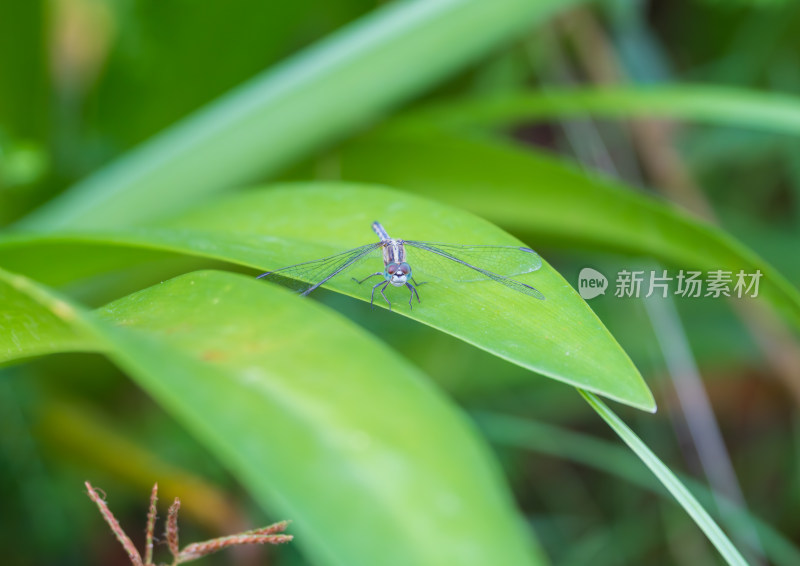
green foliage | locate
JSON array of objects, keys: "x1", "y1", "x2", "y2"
[
  {"x1": 1, "y1": 267, "x2": 543, "y2": 565},
  {"x1": 0, "y1": 184, "x2": 654, "y2": 410},
  {"x1": 477, "y1": 411, "x2": 800, "y2": 566},
  {"x1": 401, "y1": 86, "x2": 800, "y2": 133},
  {"x1": 2, "y1": 1, "x2": 799, "y2": 565},
  {"x1": 16, "y1": 0, "x2": 587, "y2": 231},
  {"x1": 332, "y1": 128, "x2": 800, "y2": 329},
  {"x1": 580, "y1": 391, "x2": 748, "y2": 566}
]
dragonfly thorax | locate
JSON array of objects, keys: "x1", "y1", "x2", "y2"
[
  {"x1": 381, "y1": 237, "x2": 406, "y2": 265},
  {"x1": 384, "y1": 262, "x2": 412, "y2": 286},
  {"x1": 381, "y1": 238, "x2": 409, "y2": 287}
]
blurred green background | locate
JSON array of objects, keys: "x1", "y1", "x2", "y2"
[{"x1": 1, "y1": 0, "x2": 800, "y2": 565}]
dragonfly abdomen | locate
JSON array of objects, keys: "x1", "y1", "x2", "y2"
[{"x1": 371, "y1": 221, "x2": 390, "y2": 241}]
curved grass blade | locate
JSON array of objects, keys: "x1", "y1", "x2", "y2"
[
  {"x1": 475, "y1": 411, "x2": 800, "y2": 566},
  {"x1": 398, "y1": 85, "x2": 800, "y2": 134},
  {"x1": 17, "y1": 0, "x2": 590, "y2": 231},
  {"x1": 579, "y1": 390, "x2": 748, "y2": 566}
]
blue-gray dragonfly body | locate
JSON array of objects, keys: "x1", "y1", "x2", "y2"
[{"x1": 258, "y1": 221, "x2": 544, "y2": 309}]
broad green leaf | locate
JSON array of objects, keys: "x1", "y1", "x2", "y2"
[
  {"x1": 399, "y1": 85, "x2": 800, "y2": 134},
  {"x1": 0, "y1": 234, "x2": 187, "y2": 286},
  {"x1": 0, "y1": 267, "x2": 545, "y2": 566},
  {"x1": 0, "y1": 183, "x2": 655, "y2": 411},
  {"x1": 333, "y1": 130, "x2": 800, "y2": 329},
  {"x1": 579, "y1": 390, "x2": 748, "y2": 566},
  {"x1": 18, "y1": 0, "x2": 587, "y2": 231},
  {"x1": 0, "y1": 269, "x2": 96, "y2": 361}
]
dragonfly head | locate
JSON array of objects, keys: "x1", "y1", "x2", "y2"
[{"x1": 385, "y1": 262, "x2": 412, "y2": 286}]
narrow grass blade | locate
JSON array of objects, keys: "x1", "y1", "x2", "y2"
[
  {"x1": 400, "y1": 85, "x2": 800, "y2": 134},
  {"x1": 475, "y1": 411, "x2": 800, "y2": 566},
  {"x1": 579, "y1": 389, "x2": 748, "y2": 566},
  {"x1": 17, "y1": 0, "x2": 587, "y2": 231}
]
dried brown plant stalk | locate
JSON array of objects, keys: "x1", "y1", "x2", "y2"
[{"x1": 85, "y1": 481, "x2": 292, "y2": 565}]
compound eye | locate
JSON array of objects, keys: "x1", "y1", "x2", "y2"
[
  {"x1": 398, "y1": 263, "x2": 411, "y2": 276},
  {"x1": 386, "y1": 263, "x2": 398, "y2": 275}
]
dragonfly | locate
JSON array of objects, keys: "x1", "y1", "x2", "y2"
[{"x1": 257, "y1": 221, "x2": 545, "y2": 309}]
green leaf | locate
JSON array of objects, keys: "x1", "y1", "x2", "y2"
[
  {"x1": 0, "y1": 234, "x2": 188, "y2": 287},
  {"x1": 400, "y1": 85, "x2": 800, "y2": 134},
  {"x1": 333, "y1": 130, "x2": 800, "y2": 330},
  {"x1": 0, "y1": 269, "x2": 97, "y2": 362},
  {"x1": 17, "y1": 0, "x2": 588, "y2": 231},
  {"x1": 579, "y1": 390, "x2": 749, "y2": 566},
  {"x1": 0, "y1": 183, "x2": 655, "y2": 411},
  {"x1": 0, "y1": 267, "x2": 545, "y2": 566}
]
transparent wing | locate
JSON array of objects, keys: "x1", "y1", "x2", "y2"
[
  {"x1": 403, "y1": 241, "x2": 543, "y2": 277},
  {"x1": 257, "y1": 243, "x2": 383, "y2": 295},
  {"x1": 403, "y1": 241, "x2": 545, "y2": 300}
]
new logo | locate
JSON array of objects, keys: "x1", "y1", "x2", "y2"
[{"x1": 578, "y1": 267, "x2": 608, "y2": 300}]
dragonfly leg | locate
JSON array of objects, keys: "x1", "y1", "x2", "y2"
[
  {"x1": 353, "y1": 272, "x2": 383, "y2": 285},
  {"x1": 379, "y1": 282, "x2": 392, "y2": 310},
  {"x1": 406, "y1": 282, "x2": 421, "y2": 309},
  {"x1": 369, "y1": 280, "x2": 384, "y2": 309},
  {"x1": 411, "y1": 277, "x2": 427, "y2": 287}
]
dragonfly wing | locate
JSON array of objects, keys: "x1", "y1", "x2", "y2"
[
  {"x1": 404, "y1": 241, "x2": 545, "y2": 300},
  {"x1": 258, "y1": 243, "x2": 382, "y2": 295},
  {"x1": 404, "y1": 241, "x2": 542, "y2": 277}
]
